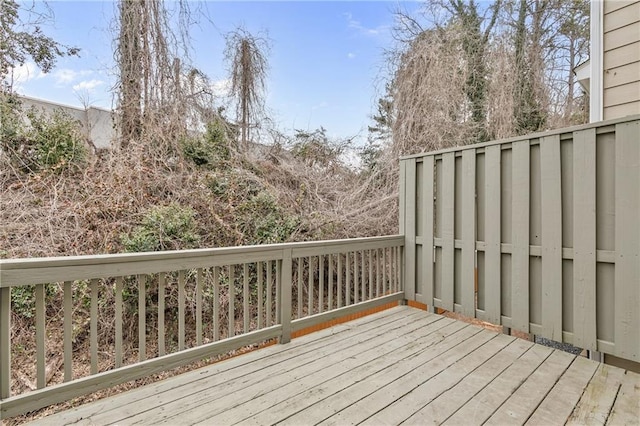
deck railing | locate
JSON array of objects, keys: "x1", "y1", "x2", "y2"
[
  {"x1": 0, "y1": 235, "x2": 404, "y2": 418},
  {"x1": 399, "y1": 115, "x2": 640, "y2": 364}
]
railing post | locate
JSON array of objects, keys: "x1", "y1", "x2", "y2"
[
  {"x1": 1, "y1": 286, "x2": 10, "y2": 400},
  {"x1": 280, "y1": 248, "x2": 292, "y2": 344}
]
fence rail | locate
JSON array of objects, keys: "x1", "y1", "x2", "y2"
[
  {"x1": 400, "y1": 115, "x2": 640, "y2": 363},
  {"x1": 0, "y1": 235, "x2": 404, "y2": 419}
]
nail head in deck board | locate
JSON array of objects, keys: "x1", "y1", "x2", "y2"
[
  {"x1": 511, "y1": 140, "x2": 531, "y2": 333},
  {"x1": 566, "y1": 363, "x2": 626, "y2": 425},
  {"x1": 573, "y1": 129, "x2": 598, "y2": 351},
  {"x1": 540, "y1": 134, "x2": 564, "y2": 341},
  {"x1": 485, "y1": 145, "x2": 502, "y2": 324},
  {"x1": 442, "y1": 153, "x2": 456, "y2": 311},
  {"x1": 614, "y1": 121, "x2": 640, "y2": 362},
  {"x1": 525, "y1": 355, "x2": 599, "y2": 425}
]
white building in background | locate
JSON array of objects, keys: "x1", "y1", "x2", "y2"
[{"x1": 18, "y1": 95, "x2": 116, "y2": 150}]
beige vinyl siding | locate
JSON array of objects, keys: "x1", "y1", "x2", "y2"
[{"x1": 603, "y1": 1, "x2": 640, "y2": 119}]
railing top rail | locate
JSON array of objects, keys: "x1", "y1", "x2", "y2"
[
  {"x1": 0, "y1": 235, "x2": 404, "y2": 287},
  {"x1": 398, "y1": 114, "x2": 640, "y2": 161}
]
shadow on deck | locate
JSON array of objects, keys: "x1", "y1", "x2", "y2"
[{"x1": 29, "y1": 305, "x2": 640, "y2": 425}]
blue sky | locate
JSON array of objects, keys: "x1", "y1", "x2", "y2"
[{"x1": 12, "y1": 1, "x2": 421, "y2": 145}]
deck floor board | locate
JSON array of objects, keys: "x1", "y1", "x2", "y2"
[{"x1": 27, "y1": 306, "x2": 639, "y2": 426}]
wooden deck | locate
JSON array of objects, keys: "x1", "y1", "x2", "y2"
[{"x1": 29, "y1": 306, "x2": 639, "y2": 426}]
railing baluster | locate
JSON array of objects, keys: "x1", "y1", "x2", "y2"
[
  {"x1": 243, "y1": 263, "x2": 249, "y2": 333},
  {"x1": 0, "y1": 286, "x2": 10, "y2": 398},
  {"x1": 297, "y1": 259, "x2": 302, "y2": 319},
  {"x1": 346, "y1": 252, "x2": 351, "y2": 306},
  {"x1": 328, "y1": 255, "x2": 334, "y2": 311},
  {"x1": 36, "y1": 283, "x2": 46, "y2": 388},
  {"x1": 319, "y1": 255, "x2": 324, "y2": 313},
  {"x1": 258, "y1": 262, "x2": 264, "y2": 328},
  {"x1": 178, "y1": 270, "x2": 185, "y2": 350},
  {"x1": 213, "y1": 267, "x2": 220, "y2": 341},
  {"x1": 276, "y1": 260, "x2": 281, "y2": 324},
  {"x1": 138, "y1": 275, "x2": 146, "y2": 362},
  {"x1": 337, "y1": 254, "x2": 343, "y2": 308},
  {"x1": 308, "y1": 256, "x2": 314, "y2": 315},
  {"x1": 158, "y1": 273, "x2": 165, "y2": 356},
  {"x1": 64, "y1": 281, "x2": 73, "y2": 381},
  {"x1": 360, "y1": 250, "x2": 367, "y2": 302},
  {"x1": 369, "y1": 250, "x2": 374, "y2": 299},
  {"x1": 115, "y1": 277, "x2": 123, "y2": 368},
  {"x1": 196, "y1": 268, "x2": 203, "y2": 346},
  {"x1": 376, "y1": 249, "x2": 381, "y2": 296},
  {"x1": 229, "y1": 265, "x2": 235, "y2": 337},
  {"x1": 90, "y1": 279, "x2": 98, "y2": 374},
  {"x1": 266, "y1": 261, "x2": 272, "y2": 327},
  {"x1": 354, "y1": 251, "x2": 359, "y2": 304},
  {"x1": 383, "y1": 248, "x2": 388, "y2": 294}
]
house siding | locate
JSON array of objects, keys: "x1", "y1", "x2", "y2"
[{"x1": 603, "y1": 0, "x2": 640, "y2": 119}]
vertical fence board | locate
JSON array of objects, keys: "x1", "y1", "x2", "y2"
[
  {"x1": 90, "y1": 279, "x2": 99, "y2": 373},
  {"x1": 573, "y1": 129, "x2": 598, "y2": 351},
  {"x1": 614, "y1": 121, "x2": 640, "y2": 362},
  {"x1": 484, "y1": 146, "x2": 501, "y2": 324},
  {"x1": 442, "y1": 153, "x2": 455, "y2": 310},
  {"x1": 115, "y1": 277, "x2": 123, "y2": 367},
  {"x1": 461, "y1": 150, "x2": 476, "y2": 317},
  {"x1": 36, "y1": 283, "x2": 46, "y2": 387},
  {"x1": 404, "y1": 159, "x2": 417, "y2": 300},
  {"x1": 541, "y1": 135, "x2": 563, "y2": 341},
  {"x1": 63, "y1": 281, "x2": 73, "y2": 381},
  {"x1": 423, "y1": 156, "x2": 435, "y2": 306},
  {"x1": 512, "y1": 140, "x2": 530, "y2": 332}
]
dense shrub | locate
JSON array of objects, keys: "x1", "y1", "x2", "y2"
[
  {"x1": 0, "y1": 98, "x2": 86, "y2": 173},
  {"x1": 121, "y1": 204, "x2": 201, "y2": 252},
  {"x1": 181, "y1": 119, "x2": 231, "y2": 168},
  {"x1": 236, "y1": 191, "x2": 299, "y2": 245}
]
